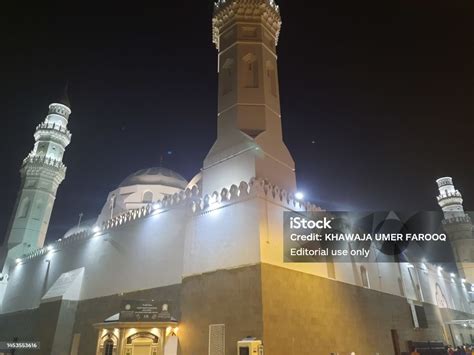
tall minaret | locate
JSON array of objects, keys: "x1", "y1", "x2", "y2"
[
  {"x1": 202, "y1": 0, "x2": 296, "y2": 194},
  {"x1": 1, "y1": 91, "x2": 72, "y2": 274},
  {"x1": 436, "y1": 177, "x2": 474, "y2": 283}
]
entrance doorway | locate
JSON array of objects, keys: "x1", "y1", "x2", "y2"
[
  {"x1": 132, "y1": 340, "x2": 153, "y2": 355},
  {"x1": 127, "y1": 333, "x2": 158, "y2": 355},
  {"x1": 94, "y1": 322, "x2": 179, "y2": 355}
]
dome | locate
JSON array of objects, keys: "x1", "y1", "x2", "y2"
[
  {"x1": 63, "y1": 218, "x2": 96, "y2": 239},
  {"x1": 119, "y1": 167, "x2": 188, "y2": 189}
]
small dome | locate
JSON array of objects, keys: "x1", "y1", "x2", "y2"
[
  {"x1": 63, "y1": 218, "x2": 96, "y2": 239},
  {"x1": 119, "y1": 167, "x2": 188, "y2": 189}
]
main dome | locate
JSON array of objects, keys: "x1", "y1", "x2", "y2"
[{"x1": 119, "y1": 167, "x2": 188, "y2": 189}]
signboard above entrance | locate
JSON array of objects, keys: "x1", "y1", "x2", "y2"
[{"x1": 119, "y1": 300, "x2": 174, "y2": 322}]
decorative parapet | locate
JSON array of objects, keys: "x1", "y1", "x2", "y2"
[
  {"x1": 212, "y1": 0, "x2": 282, "y2": 49},
  {"x1": 17, "y1": 178, "x2": 322, "y2": 264},
  {"x1": 443, "y1": 214, "x2": 472, "y2": 225},
  {"x1": 22, "y1": 155, "x2": 67, "y2": 175},
  {"x1": 214, "y1": 0, "x2": 279, "y2": 12},
  {"x1": 437, "y1": 190, "x2": 462, "y2": 201},
  {"x1": 34, "y1": 122, "x2": 72, "y2": 146},
  {"x1": 437, "y1": 195, "x2": 464, "y2": 210}
]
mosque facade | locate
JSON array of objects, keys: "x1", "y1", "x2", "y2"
[{"x1": 0, "y1": 1, "x2": 473, "y2": 354}]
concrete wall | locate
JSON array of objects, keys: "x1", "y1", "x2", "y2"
[
  {"x1": 182, "y1": 198, "x2": 262, "y2": 277},
  {"x1": 3, "y1": 205, "x2": 187, "y2": 312}
]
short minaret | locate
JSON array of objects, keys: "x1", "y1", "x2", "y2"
[
  {"x1": 202, "y1": 0, "x2": 296, "y2": 194},
  {"x1": 436, "y1": 177, "x2": 474, "y2": 283},
  {"x1": 1, "y1": 92, "x2": 72, "y2": 275}
]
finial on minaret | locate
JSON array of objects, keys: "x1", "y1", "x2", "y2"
[{"x1": 58, "y1": 82, "x2": 71, "y2": 108}]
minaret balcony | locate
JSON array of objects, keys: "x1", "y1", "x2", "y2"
[
  {"x1": 437, "y1": 196, "x2": 464, "y2": 208},
  {"x1": 214, "y1": 0, "x2": 280, "y2": 12},
  {"x1": 437, "y1": 190, "x2": 462, "y2": 200},
  {"x1": 22, "y1": 155, "x2": 67, "y2": 175},
  {"x1": 212, "y1": 0, "x2": 282, "y2": 49},
  {"x1": 442, "y1": 214, "x2": 472, "y2": 225},
  {"x1": 34, "y1": 122, "x2": 72, "y2": 146}
]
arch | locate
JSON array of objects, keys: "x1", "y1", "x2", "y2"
[
  {"x1": 103, "y1": 339, "x2": 113, "y2": 355},
  {"x1": 266, "y1": 60, "x2": 277, "y2": 97},
  {"x1": 99, "y1": 333, "x2": 118, "y2": 355},
  {"x1": 143, "y1": 191, "x2": 153, "y2": 203},
  {"x1": 221, "y1": 58, "x2": 234, "y2": 95},
  {"x1": 126, "y1": 332, "x2": 159, "y2": 344},
  {"x1": 242, "y1": 53, "x2": 258, "y2": 88},
  {"x1": 360, "y1": 265, "x2": 370, "y2": 288}
]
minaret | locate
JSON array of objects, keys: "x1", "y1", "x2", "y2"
[
  {"x1": 1, "y1": 91, "x2": 72, "y2": 275},
  {"x1": 436, "y1": 177, "x2": 474, "y2": 283},
  {"x1": 202, "y1": 0, "x2": 296, "y2": 194}
]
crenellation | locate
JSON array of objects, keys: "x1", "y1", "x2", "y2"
[{"x1": 14, "y1": 177, "x2": 323, "y2": 266}]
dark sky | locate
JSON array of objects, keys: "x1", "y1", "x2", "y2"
[{"x1": 0, "y1": 0, "x2": 473, "y2": 244}]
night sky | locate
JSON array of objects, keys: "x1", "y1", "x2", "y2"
[{"x1": 0, "y1": 0, "x2": 472, "y2": 244}]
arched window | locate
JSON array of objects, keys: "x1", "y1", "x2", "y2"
[
  {"x1": 32, "y1": 200, "x2": 43, "y2": 220},
  {"x1": 360, "y1": 266, "x2": 370, "y2": 288},
  {"x1": 103, "y1": 339, "x2": 114, "y2": 355},
  {"x1": 143, "y1": 191, "x2": 153, "y2": 203},
  {"x1": 242, "y1": 53, "x2": 258, "y2": 88},
  {"x1": 221, "y1": 58, "x2": 234, "y2": 95},
  {"x1": 18, "y1": 197, "x2": 30, "y2": 218},
  {"x1": 266, "y1": 60, "x2": 277, "y2": 97}
]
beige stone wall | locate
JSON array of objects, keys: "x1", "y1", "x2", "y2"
[
  {"x1": 2, "y1": 264, "x2": 473, "y2": 354},
  {"x1": 260, "y1": 263, "x2": 473, "y2": 355},
  {"x1": 179, "y1": 266, "x2": 263, "y2": 355}
]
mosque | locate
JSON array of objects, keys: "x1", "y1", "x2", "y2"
[{"x1": 0, "y1": 1, "x2": 473, "y2": 354}]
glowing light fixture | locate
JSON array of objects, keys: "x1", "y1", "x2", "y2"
[
  {"x1": 92, "y1": 226, "x2": 101, "y2": 233},
  {"x1": 46, "y1": 245, "x2": 54, "y2": 252},
  {"x1": 15, "y1": 258, "x2": 22, "y2": 264},
  {"x1": 295, "y1": 192, "x2": 304, "y2": 200},
  {"x1": 450, "y1": 273, "x2": 456, "y2": 278}
]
